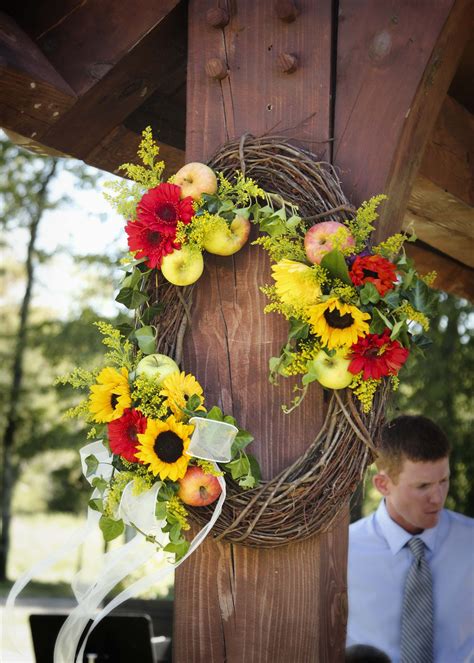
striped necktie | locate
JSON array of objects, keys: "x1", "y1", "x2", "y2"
[{"x1": 400, "y1": 537, "x2": 434, "y2": 663}]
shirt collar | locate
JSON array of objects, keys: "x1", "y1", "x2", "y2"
[{"x1": 375, "y1": 499, "x2": 439, "y2": 555}]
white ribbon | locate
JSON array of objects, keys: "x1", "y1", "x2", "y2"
[{"x1": 3, "y1": 420, "x2": 236, "y2": 663}]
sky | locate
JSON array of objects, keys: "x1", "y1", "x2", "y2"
[{"x1": 2, "y1": 159, "x2": 127, "y2": 319}]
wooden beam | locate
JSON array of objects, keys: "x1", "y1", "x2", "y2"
[
  {"x1": 175, "y1": 1, "x2": 341, "y2": 661},
  {"x1": 419, "y1": 95, "x2": 474, "y2": 206},
  {"x1": 0, "y1": 12, "x2": 76, "y2": 140},
  {"x1": 85, "y1": 124, "x2": 185, "y2": 177},
  {"x1": 4, "y1": 0, "x2": 182, "y2": 96},
  {"x1": 39, "y1": 2, "x2": 187, "y2": 160},
  {"x1": 406, "y1": 242, "x2": 474, "y2": 302},
  {"x1": 378, "y1": 0, "x2": 473, "y2": 239},
  {"x1": 403, "y1": 174, "x2": 474, "y2": 268}
]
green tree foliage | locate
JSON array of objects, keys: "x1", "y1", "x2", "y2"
[
  {"x1": 0, "y1": 137, "x2": 123, "y2": 579},
  {"x1": 389, "y1": 292, "x2": 474, "y2": 516}
]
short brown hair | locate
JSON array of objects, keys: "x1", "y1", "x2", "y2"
[{"x1": 376, "y1": 415, "x2": 450, "y2": 480}]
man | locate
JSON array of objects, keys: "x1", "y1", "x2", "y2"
[{"x1": 347, "y1": 415, "x2": 474, "y2": 663}]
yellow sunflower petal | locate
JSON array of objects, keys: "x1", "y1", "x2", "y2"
[
  {"x1": 271, "y1": 259, "x2": 321, "y2": 307},
  {"x1": 88, "y1": 366, "x2": 131, "y2": 423},
  {"x1": 307, "y1": 297, "x2": 370, "y2": 350},
  {"x1": 160, "y1": 371, "x2": 205, "y2": 420},
  {"x1": 136, "y1": 415, "x2": 193, "y2": 481}
]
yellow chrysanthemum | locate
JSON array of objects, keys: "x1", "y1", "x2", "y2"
[
  {"x1": 271, "y1": 259, "x2": 322, "y2": 307},
  {"x1": 89, "y1": 367, "x2": 131, "y2": 423},
  {"x1": 160, "y1": 371, "x2": 205, "y2": 420},
  {"x1": 307, "y1": 297, "x2": 370, "y2": 349},
  {"x1": 135, "y1": 415, "x2": 193, "y2": 481}
]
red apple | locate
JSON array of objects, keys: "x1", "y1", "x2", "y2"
[
  {"x1": 304, "y1": 221, "x2": 355, "y2": 264},
  {"x1": 178, "y1": 466, "x2": 222, "y2": 506},
  {"x1": 173, "y1": 162, "x2": 218, "y2": 201}
]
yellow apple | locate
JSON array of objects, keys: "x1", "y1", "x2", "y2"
[
  {"x1": 161, "y1": 246, "x2": 204, "y2": 286},
  {"x1": 173, "y1": 162, "x2": 218, "y2": 200},
  {"x1": 202, "y1": 214, "x2": 251, "y2": 256},
  {"x1": 309, "y1": 349, "x2": 353, "y2": 389},
  {"x1": 135, "y1": 354, "x2": 179, "y2": 385}
]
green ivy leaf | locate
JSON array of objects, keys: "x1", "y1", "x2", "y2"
[
  {"x1": 406, "y1": 280, "x2": 438, "y2": 314},
  {"x1": 320, "y1": 249, "x2": 351, "y2": 285},
  {"x1": 99, "y1": 516, "x2": 124, "y2": 542},
  {"x1": 186, "y1": 394, "x2": 202, "y2": 411},
  {"x1": 206, "y1": 406, "x2": 224, "y2": 422},
  {"x1": 140, "y1": 304, "x2": 165, "y2": 325},
  {"x1": 231, "y1": 429, "x2": 254, "y2": 456},
  {"x1": 155, "y1": 502, "x2": 167, "y2": 521},
  {"x1": 88, "y1": 498, "x2": 104, "y2": 512},
  {"x1": 383, "y1": 291, "x2": 400, "y2": 309},
  {"x1": 288, "y1": 317, "x2": 310, "y2": 340},
  {"x1": 115, "y1": 287, "x2": 148, "y2": 309},
  {"x1": 91, "y1": 477, "x2": 108, "y2": 493},
  {"x1": 225, "y1": 455, "x2": 250, "y2": 481},
  {"x1": 164, "y1": 540, "x2": 190, "y2": 560},
  {"x1": 134, "y1": 326, "x2": 156, "y2": 354},
  {"x1": 84, "y1": 454, "x2": 99, "y2": 478},
  {"x1": 360, "y1": 282, "x2": 380, "y2": 305},
  {"x1": 390, "y1": 319, "x2": 405, "y2": 340},
  {"x1": 373, "y1": 307, "x2": 393, "y2": 330}
]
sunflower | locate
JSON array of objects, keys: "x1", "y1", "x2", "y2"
[
  {"x1": 160, "y1": 371, "x2": 205, "y2": 420},
  {"x1": 108, "y1": 408, "x2": 148, "y2": 463},
  {"x1": 137, "y1": 182, "x2": 195, "y2": 236},
  {"x1": 89, "y1": 367, "x2": 131, "y2": 423},
  {"x1": 350, "y1": 254, "x2": 398, "y2": 296},
  {"x1": 125, "y1": 217, "x2": 179, "y2": 269},
  {"x1": 348, "y1": 328, "x2": 410, "y2": 380},
  {"x1": 271, "y1": 259, "x2": 322, "y2": 308},
  {"x1": 307, "y1": 297, "x2": 370, "y2": 349},
  {"x1": 135, "y1": 415, "x2": 193, "y2": 481}
]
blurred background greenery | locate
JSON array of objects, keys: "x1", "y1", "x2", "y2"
[{"x1": 0, "y1": 135, "x2": 472, "y2": 600}]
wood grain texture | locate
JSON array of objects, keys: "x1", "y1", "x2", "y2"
[
  {"x1": 377, "y1": 0, "x2": 473, "y2": 240},
  {"x1": 5, "y1": 0, "x2": 181, "y2": 96},
  {"x1": 333, "y1": 0, "x2": 467, "y2": 231},
  {"x1": 175, "y1": 2, "x2": 349, "y2": 661},
  {"x1": 404, "y1": 175, "x2": 474, "y2": 268},
  {"x1": 39, "y1": 2, "x2": 187, "y2": 159},
  {"x1": 419, "y1": 95, "x2": 474, "y2": 206}
]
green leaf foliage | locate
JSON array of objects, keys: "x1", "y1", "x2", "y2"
[
  {"x1": 320, "y1": 249, "x2": 352, "y2": 285},
  {"x1": 99, "y1": 516, "x2": 125, "y2": 542}
]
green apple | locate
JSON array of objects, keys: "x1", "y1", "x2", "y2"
[
  {"x1": 203, "y1": 214, "x2": 251, "y2": 256},
  {"x1": 135, "y1": 353, "x2": 180, "y2": 385},
  {"x1": 309, "y1": 349, "x2": 353, "y2": 389},
  {"x1": 173, "y1": 162, "x2": 218, "y2": 200},
  {"x1": 161, "y1": 246, "x2": 204, "y2": 286}
]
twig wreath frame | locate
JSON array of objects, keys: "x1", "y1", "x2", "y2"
[{"x1": 147, "y1": 134, "x2": 385, "y2": 548}]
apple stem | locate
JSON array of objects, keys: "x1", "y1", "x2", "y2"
[{"x1": 199, "y1": 486, "x2": 208, "y2": 499}]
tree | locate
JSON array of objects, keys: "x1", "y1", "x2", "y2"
[{"x1": 0, "y1": 138, "x2": 111, "y2": 579}]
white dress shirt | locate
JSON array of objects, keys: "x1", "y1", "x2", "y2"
[{"x1": 347, "y1": 499, "x2": 474, "y2": 662}]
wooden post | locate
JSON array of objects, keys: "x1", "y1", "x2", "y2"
[{"x1": 173, "y1": 1, "x2": 470, "y2": 661}]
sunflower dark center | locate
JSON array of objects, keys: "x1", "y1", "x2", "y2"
[
  {"x1": 145, "y1": 229, "x2": 162, "y2": 245},
  {"x1": 156, "y1": 202, "x2": 177, "y2": 224},
  {"x1": 153, "y1": 431, "x2": 183, "y2": 463},
  {"x1": 110, "y1": 393, "x2": 119, "y2": 409},
  {"x1": 362, "y1": 268, "x2": 380, "y2": 279},
  {"x1": 324, "y1": 308, "x2": 355, "y2": 329}
]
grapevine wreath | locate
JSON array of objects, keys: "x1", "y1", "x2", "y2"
[{"x1": 62, "y1": 130, "x2": 436, "y2": 550}]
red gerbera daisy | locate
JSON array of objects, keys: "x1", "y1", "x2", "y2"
[
  {"x1": 108, "y1": 408, "x2": 147, "y2": 463},
  {"x1": 125, "y1": 217, "x2": 179, "y2": 269},
  {"x1": 350, "y1": 254, "x2": 398, "y2": 296},
  {"x1": 137, "y1": 183, "x2": 194, "y2": 235},
  {"x1": 348, "y1": 329, "x2": 410, "y2": 380}
]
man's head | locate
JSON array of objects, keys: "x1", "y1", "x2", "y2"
[{"x1": 373, "y1": 415, "x2": 451, "y2": 534}]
